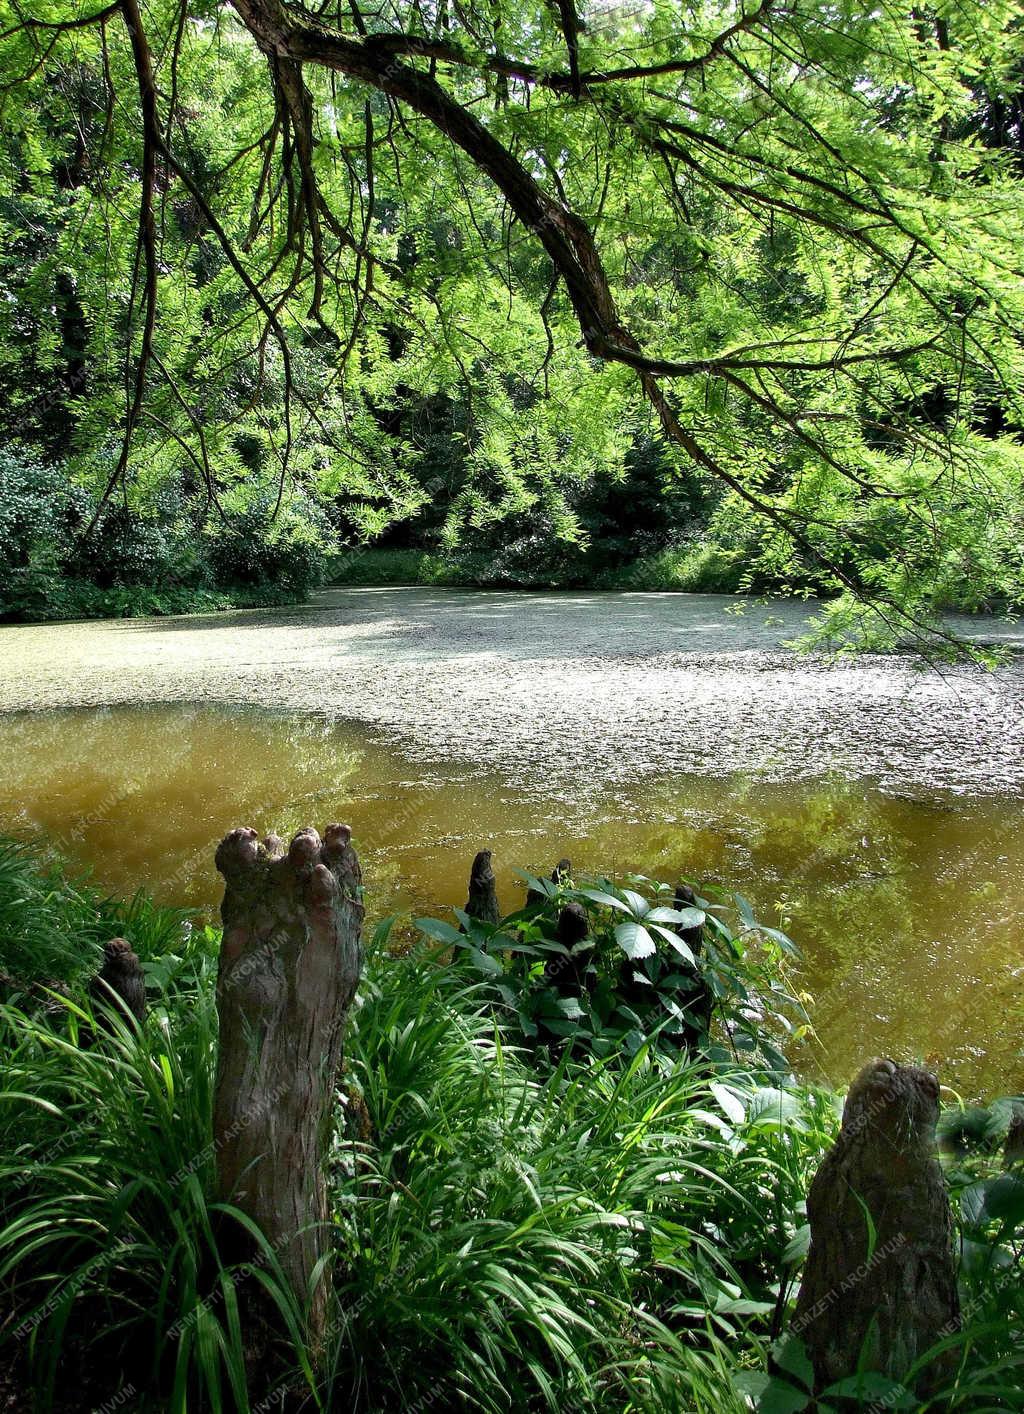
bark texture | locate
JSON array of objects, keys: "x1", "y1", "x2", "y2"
[
  {"x1": 464, "y1": 849, "x2": 500, "y2": 925},
  {"x1": 792, "y1": 1057, "x2": 959, "y2": 1394},
  {"x1": 89, "y1": 938, "x2": 146, "y2": 1027},
  {"x1": 213, "y1": 823, "x2": 363, "y2": 1340}
]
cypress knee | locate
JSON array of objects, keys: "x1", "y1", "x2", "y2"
[
  {"x1": 213, "y1": 824, "x2": 363, "y2": 1344},
  {"x1": 89, "y1": 938, "x2": 146, "y2": 1029},
  {"x1": 464, "y1": 848, "x2": 500, "y2": 925},
  {"x1": 546, "y1": 902, "x2": 593, "y2": 997},
  {"x1": 792, "y1": 1058, "x2": 959, "y2": 1395},
  {"x1": 526, "y1": 856, "x2": 572, "y2": 909}
]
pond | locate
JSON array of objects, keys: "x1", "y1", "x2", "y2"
[{"x1": 1, "y1": 588, "x2": 1021, "y2": 1097}]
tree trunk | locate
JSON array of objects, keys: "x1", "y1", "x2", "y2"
[
  {"x1": 213, "y1": 824, "x2": 363, "y2": 1344},
  {"x1": 791, "y1": 1058, "x2": 959, "y2": 1396}
]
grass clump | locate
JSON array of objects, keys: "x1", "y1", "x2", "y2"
[{"x1": 0, "y1": 836, "x2": 187, "y2": 989}]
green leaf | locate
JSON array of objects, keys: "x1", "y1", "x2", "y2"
[
  {"x1": 733, "y1": 1372, "x2": 771, "y2": 1401},
  {"x1": 468, "y1": 948, "x2": 502, "y2": 975},
  {"x1": 414, "y1": 916, "x2": 464, "y2": 945},
  {"x1": 982, "y1": 1174, "x2": 1024, "y2": 1228},
  {"x1": 735, "y1": 893, "x2": 757, "y2": 929},
  {"x1": 613, "y1": 921, "x2": 656, "y2": 959},
  {"x1": 649, "y1": 924, "x2": 697, "y2": 964},
  {"x1": 710, "y1": 1082, "x2": 746, "y2": 1127},
  {"x1": 734, "y1": 1372, "x2": 810, "y2": 1414},
  {"x1": 747, "y1": 1087, "x2": 806, "y2": 1132},
  {"x1": 714, "y1": 1295, "x2": 776, "y2": 1316},
  {"x1": 771, "y1": 1334, "x2": 815, "y2": 1392},
  {"x1": 575, "y1": 887, "x2": 632, "y2": 914},
  {"x1": 782, "y1": 1224, "x2": 811, "y2": 1266},
  {"x1": 646, "y1": 905, "x2": 705, "y2": 928},
  {"x1": 757, "y1": 925, "x2": 799, "y2": 956},
  {"x1": 513, "y1": 868, "x2": 558, "y2": 898},
  {"x1": 821, "y1": 1373, "x2": 914, "y2": 1405}
]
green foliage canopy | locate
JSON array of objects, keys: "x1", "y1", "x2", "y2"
[{"x1": 1, "y1": 0, "x2": 1023, "y2": 644}]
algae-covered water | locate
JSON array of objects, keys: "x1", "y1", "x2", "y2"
[{"x1": 1, "y1": 588, "x2": 1021, "y2": 1096}]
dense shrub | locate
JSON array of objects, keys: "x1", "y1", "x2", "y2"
[
  {"x1": 0, "y1": 451, "x2": 87, "y2": 600},
  {"x1": 203, "y1": 493, "x2": 332, "y2": 595},
  {"x1": 415, "y1": 866, "x2": 804, "y2": 1072},
  {"x1": 0, "y1": 448, "x2": 336, "y2": 620}
]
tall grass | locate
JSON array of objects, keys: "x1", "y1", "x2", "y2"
[
  {"x1": 331, "y1": 949, "x2": 761, "y2": 1411},
  {"x1": 0, "y1": 836, "x2": 186, "y2": 987}
]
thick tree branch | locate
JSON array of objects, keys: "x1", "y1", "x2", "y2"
[
  {"x1": 359, "y1": 0, "x2": 774, "y2": 92},
  {"x1": 82, "y1": 0, "x2": 159, "y2": 539}
]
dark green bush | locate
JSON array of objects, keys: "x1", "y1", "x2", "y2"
[
  {"x1": 203, "y1": 494, "x2": 330, "y2": 594},
  {"x1": 416, "y1": 866, "x2": 805, "y2": 1073},
  {"x1": 0, "y1": 448, "x2": 336, "y2": 620}
]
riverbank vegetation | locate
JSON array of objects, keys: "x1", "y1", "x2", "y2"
[
  {"x1": 2, "y1": 2, "x2": 1024, "y2": 642},
  {"x1": 1, "y1": 836, "x2": 1023, "y2": 1412},
  {"x1": 0, "y1": 449, "x2": 325, "y2": 622},
  {"x1": 330, "y1": 544, "x2": 770, "y2": 594}
]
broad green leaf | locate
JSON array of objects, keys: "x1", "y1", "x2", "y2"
[
  {"x1": 646, "y1": 905, "x2": 705, "y2": 928},
  {"x1": 821, "y1": 1373, "x2": 914, "y2": 1405},
  {"x1": 576, "y1": 887, "x2": 632, "y2": 914},
  {"x1": 414, "y1": 917, "x2": 464, "y2": 945},
  {"x1": 747, "y1": 1087, "x2": 806, "y2": 1131},
  {"x1": 613, "y1": 921, "x2": 656, "y2": 959},
  {"x1": 782, "y1": 1224, "x2": 811, "y2": 1265},
  {"x1": 710, "y1": 1082, "x2": 746, "y2": 1127},
  {"x1": 649, "y1": 924, "x2": 697, "y2": 964},
  {"x1": 771, "y1": 1335, "x2": 815, "y2": 1391}
]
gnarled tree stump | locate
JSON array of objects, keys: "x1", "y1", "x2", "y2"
[
  {"x1": 792, "y1": 1058, "x2": 959, "y2": 1395},
  {"x1": 213, "y1": 824, "x2": 363, "y2": 1343}
]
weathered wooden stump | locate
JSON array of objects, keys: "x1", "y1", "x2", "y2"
[
  {"x1": 213, "y1": 824, "x2": 363, "y2": 1344},
  {"x1": 792, "y1": 1058, "x2": 959, "y2": 1394},
  {"x1": 464, "y1": 849, "x2": 500, "y2": 925},
  {"x1": 546, "y1": 902, "x2": 593, "y2": 998},
  {"x1": 85, "y1": 938, "x2": 146, "y2": 1040}
]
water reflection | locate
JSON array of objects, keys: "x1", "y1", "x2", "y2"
[{"x1": 0, "y1": 704, "x2": 1020, "y2": 1098}]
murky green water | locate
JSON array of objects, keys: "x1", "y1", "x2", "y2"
[
  {"x1": 0, "y1": 701, "x2": 1020, "y2": 1099},
  {"x1": 0, "y1": 590, "x2": 1021, "y2": 1097}
]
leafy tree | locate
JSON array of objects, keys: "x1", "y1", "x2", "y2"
[{"x1": 1, "y1": 0, "x2": 1022, "y2": 646}]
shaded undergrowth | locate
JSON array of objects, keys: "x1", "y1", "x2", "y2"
[{"x1": 0, "y1": 838, "x2": 1021, "y2": 1411}]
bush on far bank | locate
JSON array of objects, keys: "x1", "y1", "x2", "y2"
[{"x1": 0, "y1": 447, "x2": 333, "y2": 622}]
